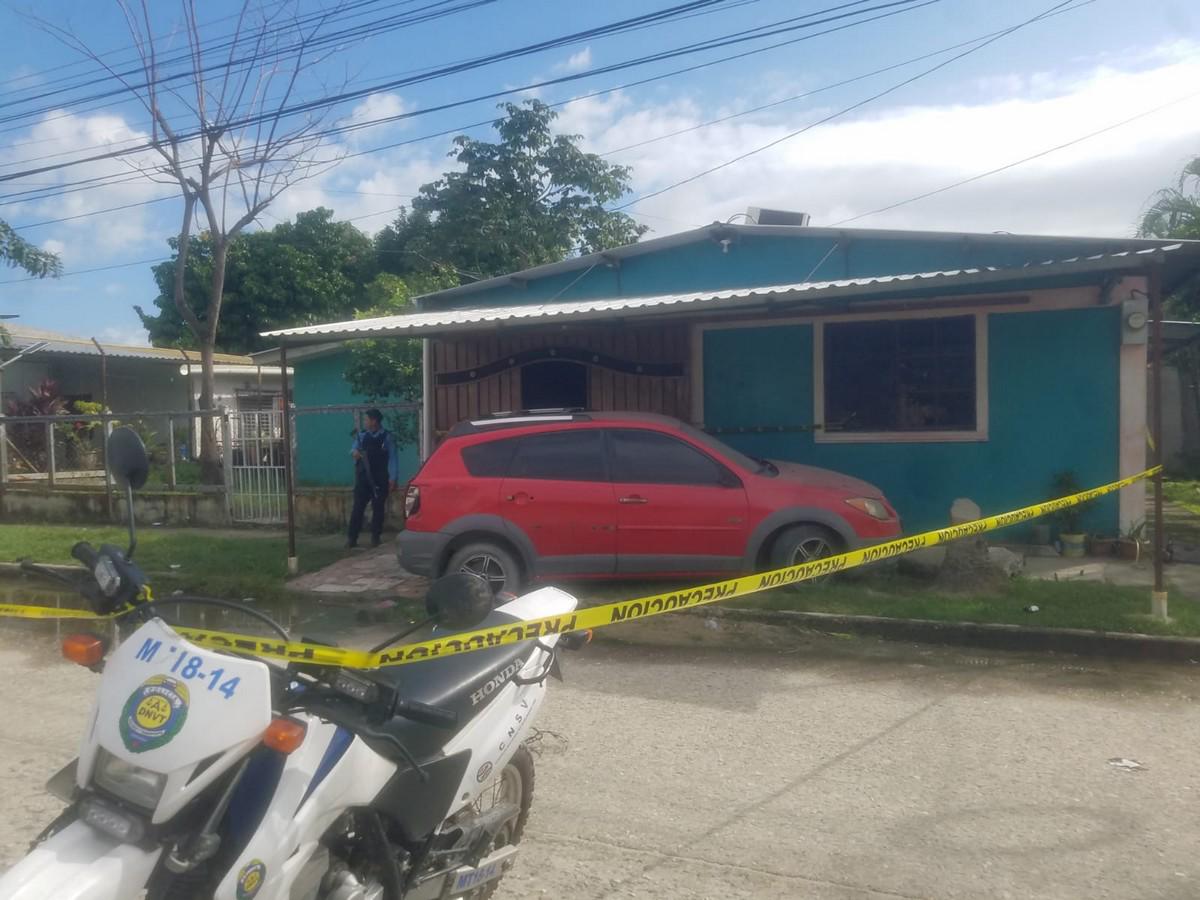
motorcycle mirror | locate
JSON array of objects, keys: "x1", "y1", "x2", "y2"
[
  {"x1": 106, "y1": 427, "x2": 149, "y2": 559},
  {"x1": 425, "y1": 573, "x2": 495, "y2": 631},
  {"x1": 106, "y1": 427, "x2": 149, "y2": 491}
]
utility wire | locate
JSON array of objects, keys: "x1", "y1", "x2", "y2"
[
  {"x1": 0, "y1": 0, "x2": 935, "y2": 206},
  {"x1": 0, "y1": 0, "x2": 927, "y2": 185},
  {"x1": 599, "y1": 1, "x2": 1093, "y2": 157},
  {"x1": 3, "y1": 4, "x2": 987, "y2": 229},
  {"x1": 616, "y1": 0, "x2": 1079, "y2": 210},
  {"x1": 830, "y1": 88, "x2": 1200, "y2": 225}
]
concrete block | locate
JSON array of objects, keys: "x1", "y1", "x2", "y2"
[{"x1": 950, "y1": 497, "x2": 982, "y2": 525}]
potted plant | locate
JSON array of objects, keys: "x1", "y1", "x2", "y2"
[
  {"x1": 1049, "y1": 470, "x2": 1091, "y2": 559},
  {"x1": 1117, "y1": 519, "x2": 1147, "y2": 561},
  {"x1": 56, "y1": 400, "x2": 105, "y2": 470}
]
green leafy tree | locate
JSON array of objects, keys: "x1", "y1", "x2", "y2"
[
  {"x1": 137, "y1": 209, "x2": 376, "y2": 355},
  {"x1": 344, "y1": 271, "x2": 456, "y2": 446},
  {"x1": 1, "y1": 220, "x2": 61, "y2": 345},
  {"x1": 356, "y1": 101, "x2": 645, "y2": 413},
  {"x1": 1, "y1": 220, "x2": 61, "y2": 279},
  {"x1": 1139, "y1": 154, "x2": 1200, "y2": 473},
  {"x1": 375, "y1": 100, "x2": 646, "y2": 281},
  {"x1": 1139, "y1": 154, "x2": 1200, "y2": 318}
]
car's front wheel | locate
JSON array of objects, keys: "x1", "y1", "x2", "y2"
[
  {"x1": 445, "y1": 541, "x2": 524, "y2": 596},
  {"x1": 768, "y1": 524, "x2": 843, "y2": 582}
]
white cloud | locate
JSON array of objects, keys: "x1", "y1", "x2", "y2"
[
  {"x1": 1, "y1": 108, "x2": 164, "y2": 260},
  {"x1": 555, "y1": 47, "x2": 592, "y2": 74},
  {"x1": 347, "y1": 92, "x2": 412, "y2": 135},
  {"x1": 581, "y1": 41, "x2": 1200, "y2": 239},
  {"x1": 99, "y1": 325, "x2": 149, "y2": 347},
  {"x1": 42, "y1": 238, "x2": 66, "y2": 255}
]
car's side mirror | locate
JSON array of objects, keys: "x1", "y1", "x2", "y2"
[
  {"x1": 106, "y1": 427, "x2": 149, "y2": 559},
  {"x1": 425, "y1": 573, "x2": 495, "y2": 631}
]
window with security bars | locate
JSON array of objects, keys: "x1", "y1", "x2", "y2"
[{"x1": 824, "y1": 315, "x2": 976, "y2": 433}]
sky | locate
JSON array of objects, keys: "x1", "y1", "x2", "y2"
[{"x1": 0, "y1": 0, "x2": 1197, "y2": 346}]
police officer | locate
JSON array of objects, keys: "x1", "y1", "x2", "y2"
[{"x1": 347, "y1": 409, "x2": 399, "y2": 549}]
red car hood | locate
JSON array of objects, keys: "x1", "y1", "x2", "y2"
[{"x1": 768, "y1": 460, "x2": 883, "y2": 498}]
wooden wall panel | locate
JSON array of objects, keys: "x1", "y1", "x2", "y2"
[{"x1": 431, "y1": 323, "x2": 691, "y2": 437}]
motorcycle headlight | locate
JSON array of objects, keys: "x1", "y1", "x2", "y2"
[
  {"x1": 94, "y1": 555, "x2": 122, "y2": 597},
  {"x1": 93, "y1": 748, "x2": 166, "y2": 810}
]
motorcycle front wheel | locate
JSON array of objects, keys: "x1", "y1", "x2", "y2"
[{"x1": 462, "y1": 744, "x2": 534, "y2": 899}]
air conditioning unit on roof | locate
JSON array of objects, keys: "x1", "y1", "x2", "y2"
[{"x1": 746, "y1": 207, "x2": 811, "y2": 227}]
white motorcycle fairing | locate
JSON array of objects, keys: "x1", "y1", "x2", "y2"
[
  {"x1": 212, "y1": 586, "x2": 578, "y2": 900},
  {"x1": 1, "y1": 586, "x2": 577, "y2": 900},
  {"x1": 0, "y1": 821, "x2": 161, "y2": 900}
]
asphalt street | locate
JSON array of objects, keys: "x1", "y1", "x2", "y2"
[{"x1": 2, "y1": 627, "x2": 1199, "y2": 899}]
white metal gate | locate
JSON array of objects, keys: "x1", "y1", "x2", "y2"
[{"x1": 228, "y1": 410, "x2": 286, "y2": 524}]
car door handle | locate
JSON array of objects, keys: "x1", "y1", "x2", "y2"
[
  {"x1": 506, "y1": 493, "x2": 533, "y2": 502},
  {"x1": 618, "y1": 495, "x2": 648, "y2": 505}
]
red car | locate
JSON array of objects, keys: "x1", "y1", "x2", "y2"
[{"x1": 397, "y1": 411, "x2": 901, "y2": 593}]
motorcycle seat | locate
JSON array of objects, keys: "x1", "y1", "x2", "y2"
[{"x1": 367, "y1": 608, "x2": 536, "y2": 755}]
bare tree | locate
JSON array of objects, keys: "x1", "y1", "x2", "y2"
[{"x1": 44, "y1": 0, "x2": 347, "y2": 477}]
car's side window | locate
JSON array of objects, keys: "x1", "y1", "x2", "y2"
[
  {"x1": 609, "y1": 429, "x2": 734, "y2": 487},
  {"x1": 461, "y1": 437, "x2": 521, "y2": 477},
  {"x1": 507, "y1": 430, "x2": 607, "y2": 482}
]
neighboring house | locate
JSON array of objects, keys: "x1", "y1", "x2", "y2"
[
  {"x1": 0, "y1": 324, "x2": 285, "y2": 414},
  {"x1": 265, "y1": 217, "x2": 1200, "y2": 536}
]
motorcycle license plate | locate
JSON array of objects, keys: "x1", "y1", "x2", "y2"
[{"x1": 450, "y1": 846, "x2": 518, "y2": 893}]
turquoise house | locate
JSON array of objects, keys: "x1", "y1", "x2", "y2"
[
  {"x1": 266, "y1": 220, "x2": 1200, "y2": 537},
  {"x1": 271, "y1": 344, "x2": 421, "y2": 488}
]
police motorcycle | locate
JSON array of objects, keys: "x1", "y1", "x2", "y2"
[{"x1": 1, "y1": 427, "x2": 585, "y2": 900}]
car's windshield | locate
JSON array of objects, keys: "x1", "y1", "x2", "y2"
[{"x1": 676, "y1": 423, "x2": 777, "y2": 476}]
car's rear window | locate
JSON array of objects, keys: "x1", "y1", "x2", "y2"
[{"x1": 461, "y1": 438, "x2": 520, "y2": 477}]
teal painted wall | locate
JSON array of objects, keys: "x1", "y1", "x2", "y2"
[
  {"x1": 427, "y1": 233, "x2": 1141, "y2": 309},
  {"x1": 292, "y1": 350, "x2": 420, "y2": 487},
  {"x1": 703, "y1": 307, "x2": 1121, "y2": 536}
]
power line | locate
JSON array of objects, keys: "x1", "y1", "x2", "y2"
[
  {"x1": 0, "y1": 0, "x2": 729, "y2": 152},
  {"x1": 830, "y1": 89, "x2": 1200, "y2": 225},
  {"x1": 0, "y1": 0, "x2": 927, "y2": 185},
  {"x1": 1, "y1": 3, "x2": 976, "y2": 229},
  {"x1": 0, "y1": 0, "x2": 493, "y2": 126},
  {"x1": 616, "y1": 0, "x2": 1079, "y2": 210},
  {"x1": 0, "y1": 256, "x2": 170, "y2": 285},
  {"x1": 599, "y1": 1, "x2": 1093, "y2": 157}
]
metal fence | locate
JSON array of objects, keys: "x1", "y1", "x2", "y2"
[{"x1": 0, "y1": 401, "x2": 422, "y2": 527}]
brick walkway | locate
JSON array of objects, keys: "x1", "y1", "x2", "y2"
[{"x1": 286, "y1": 542, "x2": 429, "y2": 600}]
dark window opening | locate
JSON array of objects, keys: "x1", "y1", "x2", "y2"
[
  {"x1": 462, "y1": 438, "x2": 520, "y2": 478},
  {"x1": 508, "y1": 430, "x2": 606, "y2": 481},
  {"x1": 520, "y1": 360, "x2": 587, "y2": 411},
  {"x1": 609, "y1": 429, "x2": 733, "y2": 487},
  {"x1": 825, "y1": 315, "x2": 976, "y2": 433}
]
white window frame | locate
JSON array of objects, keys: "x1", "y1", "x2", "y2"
[{"x1": 813, "y1": 311, "x2": 989, "y2": 444}]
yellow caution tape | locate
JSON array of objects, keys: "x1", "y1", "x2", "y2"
[{"x1": 0, "y1": 466, "x2": 1160, "y2": 668}]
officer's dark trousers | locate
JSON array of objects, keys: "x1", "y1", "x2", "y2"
[{"x1": 348, "y1": 479, "x2": 388, "y2": 545}]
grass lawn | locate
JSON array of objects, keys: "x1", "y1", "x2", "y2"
[
  {"x1": 571, "y1": 572, "x2": 1200, "y2": 638},
  {"x1": 1163, "y1": 480, "x2": 1200, "y2": 516},
  {"x1": 0, "y1": 524, "x2": 344, "y2": 604}
]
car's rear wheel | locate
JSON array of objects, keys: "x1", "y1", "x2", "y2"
[
  {"x1": 446, "y1": 541, "x2": 523, "y2": 595},
  {"x1": 768, "y1": 524, "x2": 843, "y2": 583}
]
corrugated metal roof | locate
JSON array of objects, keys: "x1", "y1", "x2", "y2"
[
  {"x1": 264, "y1": 244, "x2": 1190, "y2": 343},
  {"x1": 412, "y1": 222, "x2": 1193, "y2": 308},
  {"x1": 2, "y1": 326, "x2": 253, "y2": 364}
]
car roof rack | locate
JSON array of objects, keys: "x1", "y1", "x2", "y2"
[{"x1": 448, "y1": 409, "x2": 593, "y2": 436}]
